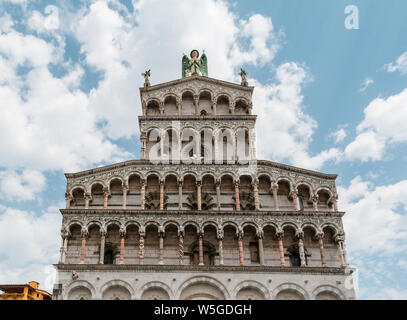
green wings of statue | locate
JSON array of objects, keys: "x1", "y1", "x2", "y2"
[{"x1": 182, "y1": 49, "x2": 208, "y2": 78}]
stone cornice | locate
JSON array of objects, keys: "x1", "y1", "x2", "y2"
[
  {"x1": 60, "y1": 208, "x2": 344, "y2": 217},
  {"x1": 54, "y1": 264, "x2": 351, "y2": 275},
  {"x1": 139, "y1": 75, "x2": 254, "y2": 94},
  {"x1": 64, "y1": 160, "x2": 337, "y2": 180},
  {"x1": 138, "y1": 115, "x2": 257, "y2": 122}
]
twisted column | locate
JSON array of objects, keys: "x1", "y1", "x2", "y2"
[
  {"x1": 252, "y1": 180, "x2": 260, "y2": 210},
  {"x1": 237, "y1": 228, "x2": 244, "y2": 266},
  {"x1": 119, "y1": 226, "x2": 126, "y2": 264},
  {"x1": 276, "y1": 230, "x2": 285, "y2": 266},
  {"x1": 217, "y1": 229, "x2": 224, "y2": 266},
  {"x1": 216, "y1": 180, "x2": 221, "y2": 211},
  {"x1": 140, "y1": 179, "x2": 146, "y2": 210},
  {"x1": 139, "y1": 227, "x2": 145, "y2": 265},
  {"x1": 315, "y1": 231, "x2": 327, "y2": 267},
  {"x1": 178, "y1": 228, "x2": 184, "y2": 265},
  {"x1": 234, "y1": 181, "x2": 240, "y2": 211},
  {"x1": 296, "y1": 231, "x2": 306, "y2": 267},
  {"x1": 271, "y1": 183, "x2": 279, "y2": 210},
  {"x1": 257, "y1": 230, "x2": 264, "y2": 266}
]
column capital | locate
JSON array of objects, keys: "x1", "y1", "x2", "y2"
[
  {"x1": 197, "y1": 230, "x2": 204, "y2": 239},
  {"x1": 178, "y1": 226, "x2": 185, "y2": 238},
  {"x1": 295, "y1": 230, "x2": 304, "y2": 240},
  {"x1": 122, "y1": 184, "x2": 129, "y2": 192},
  {"x1": 234, "y1": 180, "x2": 240, "y2": 187},
  {"x1": 80, "y1": 226, "x2": 89, "y2": 238},
  {"x1": 158, "y1": 225, "x2": 165, "y2": 238},
  {"x1": 119, "y1": 225, "x2": 126, "y2": 238},
  {"x1": 276, "y1": 229, "x2": 284, "y2": 240},
  {"x1": 178, "y1": 179, "x2": 183, "y2": 187},
  {"x1": 271, "y1": 183, "x2": 279, "y2": 191},
  {"x1": 100, "y1": 226, "x2": 107, "y2": 237},
  {"x1": 84, "y1": 192, "x2": 92, "y2": 200},
  {"x1": 217, "y1": 228, "x2": 224, "y2": 240},
  {"x1": 236, "y1": 227, "x2": 244, "y2": 240},
  {"x1": 314, "y1": 231, "x2": 324, "y2": 241},
  {"x1": 215, "y1": 179, "x2": 221, "y2": 187},
  {"x1": 289, "y1": 191, "x2": 298, "y2": 200},
  {"x1": 312, "y1": 194, "x2": 319, "y2": 202},
  {"x1": 334, "y1": 233, "x2": 345, "y2": 244},
  {"x1": 65, "y1": 192, "x2": 73, "y2": 201},
  {"x1": 159, "y1": 179, "x2": 165, "y2": 186},
  {"x1": 256, "y1": 229, "x2": 264, "y2": 239},
  {"x1": 139, "y1": 226, "x2": 146, "y2": 238},
  {"x1": 196, "y1": 180, "x2": 202, "y2": 187}
]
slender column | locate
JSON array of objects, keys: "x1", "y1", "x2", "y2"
[
  {"x1": 65, "y1": 193, "x2": 72, "y2": 209},
  {"x1": 297, "y1": 231, "x2": 306, "y2": 267},
  {"x1": 178, "y1": 180, "x2": 183, "y2": 210},
  {"x1": 291, "y1": 191, "x2": 298, "y2": 211},
  {"x1": 342, "y1": 241, "x2": 349, "y2": 266},
  {"x1": 312, "y1": 194, "x2": 319, "y2": 211},
  {"x1": 194, "y1": 95, "x2": 199, "y2": 115},
  {"x1": 84, "y1": 192, "x2": 91, "y2": 209},
  {"x1": 177, "y1": 101, "x2": 182, "y2": 116},
  {"x1": 217, "y1": 229, "x2": 224, "y2": 266},
  {"x1": 141, "y1": 135, "x2": 146, "y2": 160},
  {"x1": 178, "y1": 228, "x2": 184, "y2": 265},
  {"x1": 140, "y1": 179, "x2": 146, "y2": 210},
  {"x1": 316, "y1": 232, "x2": 327, "y2": 267},
  {"x1": 234, "y1": 181, "x2": 240, "y2": 211},
  {"x1": 159, "y1": 101, "x2": 164, "y2": 115},
  {"x1": 79, "y1": 227, "x2": 88, "y2": 264},
  {"x1": 216, "y1": 180, "x2": 221, "y2": 211},
  {"x1": 276, "y1": 230, "x2": 285, "y2": 266},
  {"x1": 257, "y1": 230, "x2": 264, "y2": 266},
  {"x1": 331, "y1": 196, "x2": 338, "y2": 212},
  {"x1": 271, "y1": 183, "x2": 279, "y2": 211},
  {"x1": 212, "y1": 100, "x2": 217, "y2": 116},
  {"x1": 139, "y1": 227, "x2": 145, "y2": 265},
  {"x1": 99, "y1": 228, "x2": 106, "y2": 264},
  {"x1": 237, "y1": 229, "x2": 244, "y2": 266},
  {"x1": 253, "y1": 180, "x2": 260, "y2": 210},
  {"x1": 59, "y1": 229, "x2": 69, "y2": 264},
  {"x1": 159, "y1": 180, "x2": 164, "y2": 210},
  {"x1": 198, "y1": 231, "x2": 204, "y2": 266},
  {"x1": 103, "y1": 189, "x2": 110, "y2": 209},
  {"x1": 158, "y1": 227, "x2": 164, "y2": 265},
  {"x1": 122, "y1": 184, "x2": 128, "y2": 209},
  {"x1": 119, "y1": 226, "x2": 126, "y2": 264},
  {"x1": 196, "y1": 180, "x2": 202, "y2": 211}
]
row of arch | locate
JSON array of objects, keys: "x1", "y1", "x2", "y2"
[
  {"x1": 60, "y1": 218, "x2": 347, "y2": 269},
  {"x1": 142, "y1": 126, "x2": 254, "y2": 162},
  {"x1": 67, "y1": 172, "x2": 337, "y2": 212},
  {"x1": 144, "y1": 90, "x2": 252, "y2": 116},
  {"x1": 64, "y1": 277, "x2": 346, "y2": 300}
]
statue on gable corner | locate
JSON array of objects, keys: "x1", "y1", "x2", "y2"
[{"x1": 182, "y1": 49, "x2": 208, "y2": 78}]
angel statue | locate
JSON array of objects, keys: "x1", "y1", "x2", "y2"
[
  {"x1": 141, "y1": 69, "x2": 151, "y2": 87},
  {"x1": 182, "y1": 49, "x2": 208, "y2": 78},
  {"x1": 239, "y1": 68, "x2": 248, "y2": 86}
]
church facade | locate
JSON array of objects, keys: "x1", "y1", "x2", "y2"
[{"x1": 52, "y1": 51, "x2": 356, "y2": 300}]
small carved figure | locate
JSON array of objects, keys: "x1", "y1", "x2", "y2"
[
  {"x1": 239, "y1": 68, "x2": 248, "y2": 86},
  {"x1": 141, "y1": 69, "x2": 151, "y2": 87}
]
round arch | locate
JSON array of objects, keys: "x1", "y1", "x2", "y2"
[
  {"x1": 233, "y1": 280, "x2": 269, "y2": 300},
  {"x1": 64, "y1": 280, "x2": 96, "y2": 300},
  {"x1": 99, "y1": 279, "x2": 135, "y2": 300},
  {"x1": 176, "y1": 276, "x2": 230, "y2": 300},
  {"x1": 272, "y1": 283, "x2": 309, "y2": 300}
]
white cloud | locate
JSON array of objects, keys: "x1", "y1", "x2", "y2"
[
  {"x1": 0, "y1": 205, "x2": 61, "y2": 266},
  {"x1": 0, "y1": 205, "x2": 60, "y2": 292},
  {"x1": 386, "y1": 52, "x2": 407, "y2": 75},
  {"x1": 344, "y1": 88, "x2": 407, "y2": 162},
  {"x1": 0, "y1": 169, "x2": 45, "y2": 201},
  {"x1": 254, "y1": 62, "x2": 340, "y2": 169},
  {"x1": 27, "y1": 5, "x2": 60, "y2": 34},
  {"x1": 360, "y1": 77, "x2": 374, "y2": 92},
  {"x1": 0, "y1": 26, "x2": 129, "y2": 173},
  {"x1": 339, "y1": 176, "x2": 407, "y2": 254},
  {"x1": 331, "y1": 127, "x2": 347, "y2": 144},
  {"x1": 72, "y1": 0, "x2": 281, "y2": 139}
]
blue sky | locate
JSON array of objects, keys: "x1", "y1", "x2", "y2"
[{"x1": 1, "y1": 0, "x2": 407, "y2": 299}]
